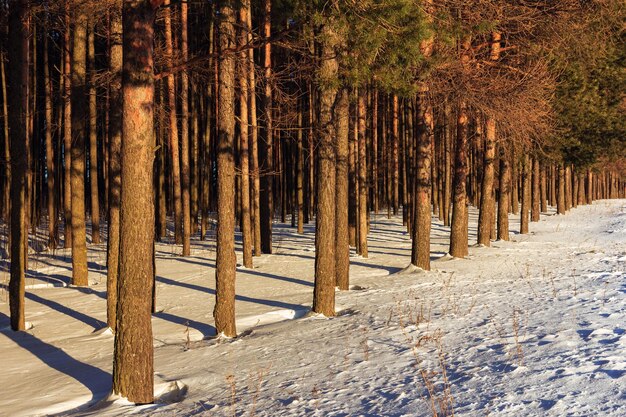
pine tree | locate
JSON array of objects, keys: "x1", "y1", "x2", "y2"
[{"x1": 112, "y1": 0, "x2": 162, "y2": 404}]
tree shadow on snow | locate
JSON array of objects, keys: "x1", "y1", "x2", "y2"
[
  {"x1": 25, "y1": 292, "x2": 107, "y2": 330},
  {"x1": 153, "y1": 311, "x2": 217, "y2": 338},
  {"x1": 156, "y1": 275, "x2": 307, "y2": 311},
  {"x1": 0, "y1": 312, "x2": 111, "y2": 408},
  {"x1": 172, "y1": 256, "x2": 315, "y2": 288}
]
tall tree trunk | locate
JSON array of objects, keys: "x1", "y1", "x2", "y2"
[
  {"x1": 313, "y1": 17, "x2": 338, "y2": 317},
  {"x1": 238, "y1": 0, "x2": 253, "y2": 267},
  {"x1": 477, "y1": 31, "x2": 500, "y2": 246},
  {"x1": 520, "y1": 154, "x2": 530, "y2": 234},
  {"x1": 113, "y1": 0, "x2": 160, "y2": 403},
  {"x1": 107, "y1": 2, "x2": 122, "y2": 331},
  {"x1": 63, "y1": 1, "x2": 72, "y2": 248},
  {"x1": 180, "y1": 0, "x2": 191, "y2": 256},
  {"x1": 557, "y1": 164, "x2": 566, "y2": 214},
  {"x1": 88, "y1": 26, "x2": 100, "y2": 244},
  {"x1": 443, "y1": 104, "x2": 452, "y2": 226},
  {"x1": 335, "y1": 88, "x2": 350, "y2": 290},
  {"x1": 371, "y1": 89, "x2": 379, "y2": 214},
  {"x1": 248, "y1": 8, "x2": 261, "y2": 255},
  {"x1": 477, "y1": 117, "x2": 496, "y2": 246},
  {"x1": 164, "y1": 0, "x2": 182, "y2": 245},
  {"x1": 531, "y1": 158, "x2": 540, "y2": 221},
  {"x1": 1, "y1": 50, "x2": 9, "y2": 223},
  {"x1": 497, "y1": 147, "x2": 510, "y2": 241},
  {"x1": 540, "y1": 164, "x2": 548, "y2": 212},
  {"x1": 564, "y1": 165, "x2": 572, "y2": 211},
  {"x1": 70, "y1": 7, "x2": 89, "y2": 287},
  {"x1": 348, "y1": 104, "x2": 357, "y2": 246},
  {"x1": 297, "y1": 101, "x2": 305, "y2": 234},
  {"x1": 449, "y1": 102, "x2": 469, "y2": 258},
  {"x1": 392, "y1": 95, "x2": 399, "y2": 215},
  {"x1": 259, "y1": 0, "x2": 273, "y2": 254},
  {"x1": 357, "y1": 89, "x2": 368, "y2": 257},
  {"x1": 8, "y1": 0, "x2": 29, "y2": 331},
  {"x1": 44, "y1": 29, "x2": 57, "y2": 249},
  {"x1": 411, "y1": 86, "x2": 433, "y2": 269},
  {"x1": 214, "y1": 0, "x2": 237, "y2": 337}
]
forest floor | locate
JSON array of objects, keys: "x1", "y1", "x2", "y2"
[{"x1": 1, "y1": 200, "x2": 625, "y2": 417}]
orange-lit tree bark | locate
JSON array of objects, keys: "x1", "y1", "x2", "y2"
[
  {"x1": 8, "y1": 0, "x2": 29, "y2": 331},
  {"x1": 70, "y1": 6, "x2": 89, "y2": 287},
  {"x1": 112, "y1": 0, "x2": 162, "y2": 404},
  {"x1": 357, "y1": 89, "x2": 368, "y2": 257},
  {"x1": 313, "y1": 15, "x2": 338, "y2": 317},
  {"x1": 259, "y1": 0, "x2": 273, "y2": 254},
  {"x1": 107, "y1": 2, "x2": 122, "y2": 331},
  {"x1": 557, "y1": 164, "x2": 566, "y2": 214},
  {"x1": 449, "y1": 100, "x2": 469, "y2": 258},
  {"x1": 531, "y1": 158, "x2": 540, "y2": 221},
  {"x1": 238, "y1": 0, "x2": 253, "y2": 267},
  {"x1": 335, "y1": 88, "x2": 350, "y2": 290},
  {"x1": 214, "y1": 0, "x2": 238, "y2": 337},
  {"x1": 180, "y1": 0, "x2": 191, "y2": 256},
  {"x1": 246, "y1": 8, "x2": 261, "y2": 255},
  {"x1": 477, "y1": 31, "x2": 500, "y2": 246},
  {"x1": 411, "y1": 87, "x2": 433, "y2": 269},
  {"x1": 164, "y1": 0, "x2": 182, "y2": 245},
  {"x1": 392, "y1": 95, "x2": 399, "y2": 214},
  {"x1": 44, "y1": 29, "x2": 57, "y2": 249},
  {"x1": 1, "y1": 50, "x2": 8, "y2": 223},
  {"x1": 497, "y1": 146, "x2": 511, "y2": 241},
  {"x1": 63, "y1": 1, "x2": 72, "y2": 248},
  {"x1": 520, "y1": 154, "x2": 530, "y2": 234},
  {"x1": 88, "y1": 26, "x2": 100, "y2": 244},
  {"x1": 477, "y1": 117, "x2": 496, "y2": 246}
]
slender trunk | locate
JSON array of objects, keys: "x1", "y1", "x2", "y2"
[
  {"x1": 1, "y1": 51, "x2": 9, "y2": 223},
  {"x1": 259, "y1": 0, "x2": 273, "y2": 254},
  {"x1": 443, "y1": 105, "x2": 452, "y2": 226},
  {"x1": 540, "y1": 164, "x2": 547, "y2": 212},
  {"x1": 449, "y1": 102, "x2": 469, "y2": 258},
  {"x1": 156, "y1": 83, "x2": 167, "y2": 239},
  {"x1": 557, "y1": 164, "x2": 566, "y2": 214},
  {"x1": 214, "y1": 0, "x2": 238, "y2": 337},
  {"x1": 511, "y1": 149, "x2": 519, "y2": 214},
  {"x1": 63, "y1": 2, "x2": 72, "y2": 248},
  {"x1": 180, "y1": 0, "x2": 191, "y2": 256},
  {"x1": 497, "y1": 147, "x2": 510, "y2": 241},
  {"x1": 113, "y1": 0, "x2": 160, "y2": 403},
  {"x1": 164, "y1": 0, "x2": 182, "y2": 245},
  {"x1": 106, "y1": 2, "x2": 122, "y2": 331},
  {"x1": 372, "y1": 90, "x2": 378, "y2": 214},
  {"x1": 70, "y1": 7, "x2": 89, "y2": 287},
  {"x1": 44, "y1": 30, "x2": 57, "y2": 249},
  {"x1": 392, "y1": 95, "x2": 399, "y2": 215},
  {"x1": 357, "y1": 89, "x2": 368, "y2": 257},
  {"x1": 248, "y1": 9, "x2": 261, "y2": 255},
  {"x1": 8, "y1": 0, "x2": 29, "y2": 331},
  {"x1": 297, "y1": 102, "x2": 304, "y2": 234},
  {"x1": 335, "y1": 88, "x2": 349, "y2": 290},
  {"x1": 313, "y1": 19, "x2": 338, "y2": 317},
  {"x1": 88, "y1": 26, "x2": 100, "y2": 244},
  {"x1": 520, "y1": 155, "x2": 530, "y2": 234},
  {"x1": 531, "y1": 158, "x2": 540, "y2": 221},
  {"x1": 564, "y1": 165, "x2": 572, "y2": 211},
  {"x1": 411, "y1": 87, "x2": 433, "y2": 269},
  {"x1": 348, "y1": 100, "x2": 357, "y2": 246},
  {"x1": 477, "y1": 116, "x2": 496, "y2": 246},
  {"x1": 238, "y1": 1, "x2": 253, "y2": 267}
]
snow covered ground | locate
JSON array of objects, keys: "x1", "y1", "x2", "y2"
[{"x1": 1, "y1": 200, "x2": 624, "y2": 416}]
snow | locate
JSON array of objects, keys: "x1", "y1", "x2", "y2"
[{"x1": 1, "y1": 200, "x2": 625, "y2": 416}]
